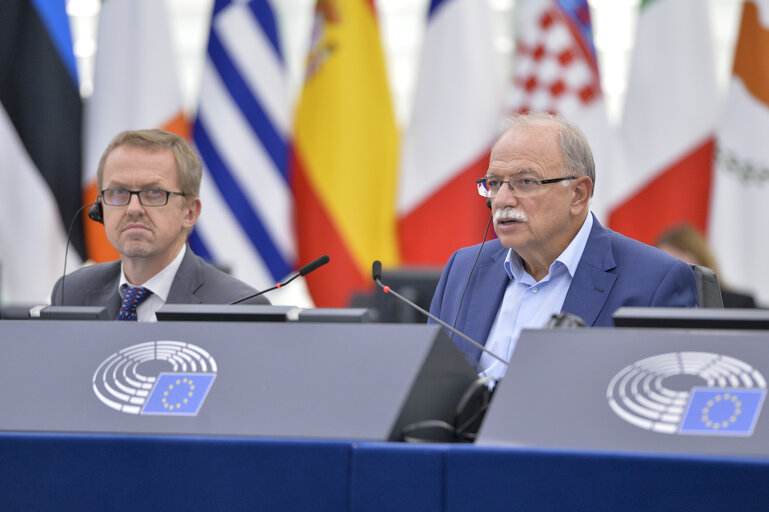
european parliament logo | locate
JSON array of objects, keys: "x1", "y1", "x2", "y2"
[
  {"x1": 607, "y1": 352, "x2": 766, "y2": 437},
  {"x1": 93, "y1": 341, "x2": 217, "y2": 416}
]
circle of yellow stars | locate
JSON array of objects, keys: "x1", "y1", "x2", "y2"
[
  {"x1": 161, "y1": 378, "x2": 195, "y2": 411},
  {"x1": 701, "y1": 392, "x2": 742, "y2": 430}
]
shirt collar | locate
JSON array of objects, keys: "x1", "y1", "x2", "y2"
[
  {"x1": 119, "y1": 245, "x2": 187, "y2": 301},
  {"x1": 504, "y1": 212, "x2": 594, "y2": 282}
]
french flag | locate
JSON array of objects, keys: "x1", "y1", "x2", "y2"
[{"x1": 397, "y1": 0, "x2": 505, "y2": 265}]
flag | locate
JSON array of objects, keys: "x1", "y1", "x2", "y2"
[
  {"x1": 84, "y1": 0, "x2": 188, "y2": 263},
  {"x1": 610, "y1": 0, "x2": 718, "y2": 244},
  {"x1": 509, "y1": 0, "x2": 614, "y2": 221},
  {"x1": 191, "y1": 0, "x2": 298, "y2": 301},
  {"x1": 709, "y1": 0, "x2": 769, "y2": 304},
  {"x1": 142, "y1": 373, "x2": 217, "y2": 416},
  {"x1": 0, "y1": 0, "x2": 82, "y2": 303},
  {"x1": 680, "y1": 388, "x2": 765, "y2": 436},
  {"x1": 397, "y1": 0, "x2": 504, "y2": 265},
  {"x1": 292, "y1": 0, "x2": 399, "y2": 307}
]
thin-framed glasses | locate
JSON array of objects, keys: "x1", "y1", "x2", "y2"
[
  {"x1": 476, "y1": 176, "x2": 577, "y2": 198},
  {"x1": 100, "y1": 188, "x2": 186, "y2": 207}
]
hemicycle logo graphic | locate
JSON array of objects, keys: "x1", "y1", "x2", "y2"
[
  {"x1": 93, "y1": 341, "x2": 217, "y2": 416},
  {"x1": 607, "y1": 352, "x2": 766, "y2": 436}
]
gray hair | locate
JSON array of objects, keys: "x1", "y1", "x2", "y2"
[{"x1": 506, "y1": 112, "x2": 596, "y2": 196}]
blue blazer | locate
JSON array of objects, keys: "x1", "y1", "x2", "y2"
[{"x1": 429, "y1": 215, "x2": 697, "y2": 361}]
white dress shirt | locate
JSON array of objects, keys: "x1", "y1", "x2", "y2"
[{"x1": 118, "y1": 245, "x2": 187, "y2": 322}]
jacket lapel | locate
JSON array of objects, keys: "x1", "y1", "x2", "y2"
[
  {"x1": 83, "y1": 261, "x2": 122, "y2": 318},
  {"x1": 167, "y1": 248, "x2": 204, "y2": 304},
  {"x1": 561, "y1": 215, "x2": 617, "y2": 326},
  {"x1": 458, "y1": 241, "x2": 509, "y2": 361}
]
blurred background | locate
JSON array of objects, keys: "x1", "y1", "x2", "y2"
[
  {"x1": 2, "y1": 0, "x2": 766, "y2": 313},
  {"x1": 67, "y1": 0, "x2": 744, "y2": 125}
]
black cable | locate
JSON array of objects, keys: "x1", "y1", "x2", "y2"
[
  {"x1": 60, "y1": 204, "x2": 91, "y2": 305},
  {"x1": 448, "y1": 215, "x2": 493, "y2": 375},
  {"x1": 451, "y1": 215, "x2": 493, "y2": 334}
]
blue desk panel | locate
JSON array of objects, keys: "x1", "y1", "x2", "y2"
[
  {"x1": 3, "y1": 435, "x2": 769, "y2": 512},
  {"x1": 445, "y1": 446, "x2": 769, "y2": 512},
  {"x1": 349, "y1": 442, "x2": 446, "y2": 512},
  {"x1": 0, "y1": 434, "x2": 351, "y2": 512}
]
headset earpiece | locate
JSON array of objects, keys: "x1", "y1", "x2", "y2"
[{"x1": 88, "y1": 197, "x2": 103, "y2": 224}]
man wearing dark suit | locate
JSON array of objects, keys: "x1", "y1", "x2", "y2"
[
  {"x1": 51, "y1": 129, "x2": 267, "y2": 320},
  {"x1": 429, "y1": 113, "x2": 697, "y2": 380}
]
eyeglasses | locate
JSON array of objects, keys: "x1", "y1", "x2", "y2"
[
  {"x1": 100, "y1": 188, "x2": 186, "y2": 207},
  {"x1": 476, "y1": 175, "x2": 578, "y2": 198}
]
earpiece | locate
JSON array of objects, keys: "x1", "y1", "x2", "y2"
[
  {"x1": 486, "y1": 198, "x2": 491, "y2": 209},
  {"x1": 88, "y1": 197, "x2": 103, "y2": 224}
]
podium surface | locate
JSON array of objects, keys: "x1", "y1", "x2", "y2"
[
  {"x1": 0, "y1": 320, "x2": 475, "y2": 441},
  {"x1": 479, "y1": 327, "x2": 769, "y2": 457}
]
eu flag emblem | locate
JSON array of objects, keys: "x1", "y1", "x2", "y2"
[
  {"x1": 679, "y1": 388, "x2": 766, "y2": 436},
  {"x1": 142, "y1": 373, "x2": 216, "y2": 416}
]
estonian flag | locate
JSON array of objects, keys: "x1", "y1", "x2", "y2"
[{"x1": 0, "y1": 0, "x2": 83, "y2": 304}]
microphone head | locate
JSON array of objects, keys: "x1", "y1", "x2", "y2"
[
  {"x1": 372, "y1": 260, "x2": 382, "y2": 283},
  {"x1": 298, "y1": 254, "x2": 330, "y2": 276}
]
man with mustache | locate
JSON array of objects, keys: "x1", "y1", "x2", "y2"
[
  {"x1": 51, "y1": 129, "x2": 268, "y2": 321},
  {"x1": 429, "y1": 113, "x2": 697, "y2": 380}
]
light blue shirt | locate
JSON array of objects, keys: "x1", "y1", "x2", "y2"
[{"x1": 480, "y1": 213, "x2": 594, "y2": 381}]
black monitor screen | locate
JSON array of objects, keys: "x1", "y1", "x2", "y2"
[
  {"x1": 613, "y1": 307, "x2": 769, "y2": 330},
  {"x1": 39, "y1": 306, "x2": 110, "y2": 320},
  {"x1": 366, "y1": 267, "x2": 442, "y2": 323},
  {"x1": 156, "y1": 304, "x2": 373, "y2": 323}
]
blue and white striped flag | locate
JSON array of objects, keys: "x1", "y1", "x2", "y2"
[{"x1": 191, "y1": 0, "x2": 297, "y2": 298}]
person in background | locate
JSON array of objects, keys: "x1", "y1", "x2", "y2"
[
  {"x1": 51, "y1": 129, "x2": 268, "y2": 321},
  {"x1": 655, "y1": 224, "x2": 757, "y2": 308}
]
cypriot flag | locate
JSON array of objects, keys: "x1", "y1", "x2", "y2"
[{"x1": 709, "y1": 0, "x2": 769, "y2": 305}]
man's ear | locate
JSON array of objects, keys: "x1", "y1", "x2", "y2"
[
  {"x1": 183, "y1": 197, "x2": 202, "y2": 229},
  {"x1": 570, "y1": 176, "x2": 592, "y2": 213}
]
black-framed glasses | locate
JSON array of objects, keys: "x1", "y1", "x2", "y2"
[
  {"x1": 476, "y1": 175, "x2": 578, "y2": 198},
  {"x1": 100, "y1": 188, "x2": 186, "y2": 207}
]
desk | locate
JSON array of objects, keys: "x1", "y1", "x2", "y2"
[{"x1": 2, "y1": 434, "x2": 768, "y2": 511}]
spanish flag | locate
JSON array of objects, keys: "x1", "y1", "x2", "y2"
[{"x1": 292, "y1": 0, "x2": 399, "y2": 307}]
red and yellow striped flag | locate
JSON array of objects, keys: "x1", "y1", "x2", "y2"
[{"x1": 291, "y1": 0, "x2": 399, "y2": 307}]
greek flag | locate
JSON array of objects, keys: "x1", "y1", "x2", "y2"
[{"x1": 191, "y1": 0, "x2": 294, "y2": 290}]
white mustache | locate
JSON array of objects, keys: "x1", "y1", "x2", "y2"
[{"x1": 494, "y1": 207, "x2": 527, "y2": 224}]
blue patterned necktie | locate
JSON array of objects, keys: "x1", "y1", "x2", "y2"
[{"x1": 116, "y1": 285, "x2": 152, "y2": 321}]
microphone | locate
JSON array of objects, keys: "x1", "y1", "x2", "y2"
[
  {"x1": 230, "y1": 254, "x2": 330, "y2": 304},
  {"x1": 371, "y1": 260, "x2": 507, "y2": 366},
  {"x1": 298, "y1": 254, "x2": 330, "y2": 277}
]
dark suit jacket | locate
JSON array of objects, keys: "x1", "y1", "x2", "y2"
[
  {"x1": 429, "y1": 215, "x2": 698, "y2": 361},
  {"x1": 50, "y1": 248, "x2": 269, "y2": 317}
]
